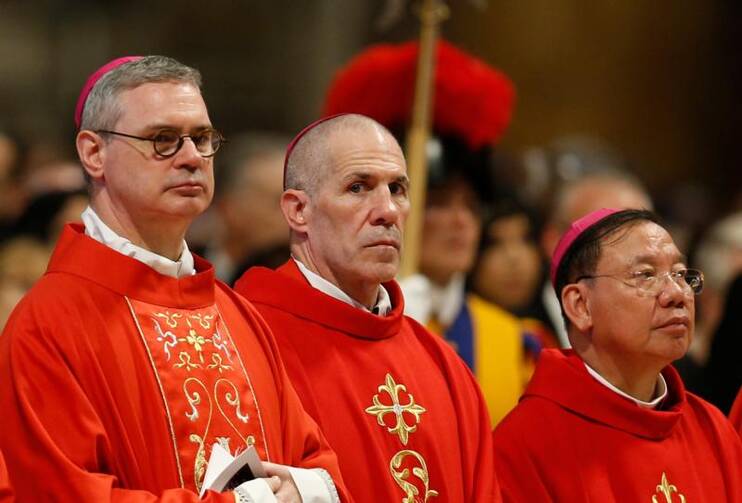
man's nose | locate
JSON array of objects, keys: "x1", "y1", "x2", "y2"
[
  {"x1": 371, "y1": 188, "x2": 401, "y2": 225},
  {"x1": 657, "y1": 273, "x2": 690, "y2": 307},
  {"x1": 173, "y1": 137, "x2": 205, "y2": 169}
]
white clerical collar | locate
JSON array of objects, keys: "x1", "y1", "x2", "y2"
[
  {"x1": 81, "y1": 206, "x2": 195, "y2": 278},
  {"x1": 584, "y1": 362, "x2": 668, "y2": 409},
  {"x1": 293, "y1": 257, "x2": 391, "y2": 316}
]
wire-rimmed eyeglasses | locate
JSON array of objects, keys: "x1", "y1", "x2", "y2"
[
  {"x1": 97, "y1": 128, "x2": 226, "y2": 158},
  {"x1": 576, "y1": 268, "x2": 704, "y2": 297}
]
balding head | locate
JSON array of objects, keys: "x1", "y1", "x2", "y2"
[
  {"x1": 543, "y1": 171, "x2": 653, "y2": 259},
  {"x1": 280, "y1": 113, "x2": 408, "y2": 308},
  {"x1": 284, "y1": 114, "x2": 399, "y2": 196}
]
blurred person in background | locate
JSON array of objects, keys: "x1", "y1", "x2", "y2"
[
  {"x1": 0, "y1": 237, "x2": 49, "y2": 328},
  {"x1": 0, "y1": 189, "x2": 88, "y2": 328},
  {"x1": 539, "y1": 170, "x2": 653, "y2": 346},
  {"x1": 700, "y1": 270, "x2": 742, "y2": 414},
  {"x1": 0, "y1": 128, "x2": 26, "y2": 243},
  {"x1": 470, "y1": 195, "x2": 558, "y2": 349},
  {"x1": 690, "y1": 212, "x2": 742, "y2": 361},
  {"x1": 196, "y1": 131, "x2": 290, "y2": 283},
  {"x1": 323, "y1": 40, "x2": 533, "y2": 426}
]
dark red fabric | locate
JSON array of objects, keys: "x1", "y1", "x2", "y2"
[
  {"x1": 235, "y1": 260, "x2": 500, "y2": 502},
  {"x1": 730, "y1": 387, "x2": 742, "y2": 437},
  {"x1": 493, "y1": 349, "x2": 742, "y2": 502},
  {"x1": 0, "y1": 225, "x2": 347, "y2": 502}
]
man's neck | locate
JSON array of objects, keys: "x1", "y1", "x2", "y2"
[
  {"x1": 578, "y1": 346, "x2": 664, "y2": 402},
  {"x1": 91, "y1": 201, "x2": 188, "y2": 260},
  {"x1": 292, "y1": 247, "x2": 378, "y2": 309}
]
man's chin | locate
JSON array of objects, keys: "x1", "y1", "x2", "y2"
[{"x1": 364, "y1": 263, "x2": 399, "y2": 284}]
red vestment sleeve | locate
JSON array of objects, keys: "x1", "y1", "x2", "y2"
[{"x1": 0, "y1": 304, "x2": 237, "y2": 503}]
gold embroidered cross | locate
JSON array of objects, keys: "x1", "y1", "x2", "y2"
[
  {"x1": 365, "y1": 373, "x2": 426, "y2": 445},
  {"x1": 652, "y1": 472, "x2": 686, "y2": 503}
]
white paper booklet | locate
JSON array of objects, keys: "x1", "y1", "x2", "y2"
[{"x1": 199, "y1": 443, "x2": 267, "y2": 498}]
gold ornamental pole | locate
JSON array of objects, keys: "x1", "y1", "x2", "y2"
[{"x1": 399, "y1": 0, "x2": 449, "y2": 278}]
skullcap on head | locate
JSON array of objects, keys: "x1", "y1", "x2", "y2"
[
  {"x1": 550, "y1": 207, "x2": 622, "y2": 285},
  {"x1": 282, "y1": 113, "x2": 350, "y2": 189},
  {"x1": 74, "y1": 56, "x2": 143, "y2": 130}
]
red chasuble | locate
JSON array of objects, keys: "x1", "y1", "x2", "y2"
[
  {"x1": 0, "y1": 451, "x2": 13, "y2": 502},
  {"x1": 492, "y1": 349, "x2": 742, "y2": 502},
  {"x1": 0, "y1": 225, "x2": 346, "y2": 502},
  {"x1": 234, "y1": 261, "x2": 499, "y2": 503}
]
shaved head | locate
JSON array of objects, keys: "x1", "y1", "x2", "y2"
[{"x1": 284, "y1": 114, "x2": 398, "y2": 196}]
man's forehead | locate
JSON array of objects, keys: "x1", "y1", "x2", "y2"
[
  {"x1": 600, "y1": 221, "x2": 682, "y2": 264},
  {"x1": 117, "y1": 82, "x2": 209, "y2": 125}
]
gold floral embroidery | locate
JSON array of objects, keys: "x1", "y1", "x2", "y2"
[
  {"x1": 390, "y1": 450, "x2": 439, "y2": 503},
  {"x1": 130, "y1": 300, "x2": 267, "y2": 493},
  {"x1": 174, "y1": 351, "x2": 201, "y2": 371},
  {"x1": 365, "y1": 373, "x2": 438, "y2": 500},
  {"x1": 155, "y1": 311, "x2": 183, "y2": 328},
  {"x1": 652, "y1": 472, "x2": 686, "y2": 503},
  {"x1": 207, "y1": 353, "x2": 232, "y2": 373},
  {"x1": 365, "y1": 373, "x2": 426, "y2": 445},
  {"x1": 191, "y1": 434, "x2": 207, "y2": 493}
]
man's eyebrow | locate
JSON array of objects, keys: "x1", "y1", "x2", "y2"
[
  {"x1": 395, "y1": 175, "x2": 410, "y2": 186},
  {"x1": 140, "y1": 123, "x2": 213, "y2": 132},
  {"x1": 629, "y1": 252, "x2": 687, "y2": 265},
  {"x1": 341, "y1": 172, "x2": 371, "y2": 182}
]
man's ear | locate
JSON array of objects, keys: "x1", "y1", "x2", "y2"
[
  {"x1": 76, "y1": 130, "x2": 106, "y2": 182},
  {"x1": 562, "y1": 283, "x2": 593, "y2": 333},
  {"x1": 280, "y1": 189, "x2": 310, "y2": 233}
]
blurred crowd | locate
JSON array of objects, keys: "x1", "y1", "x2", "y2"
[{"x1": 1, "y1": 117, "x2": 740, "y2": 415}]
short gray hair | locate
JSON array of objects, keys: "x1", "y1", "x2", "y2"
[
  {"x1": 80, "y1": 55, "x2": 202, "y2": 131},
  {"x1": 284, "y1": 114, "x2": 392, "y2": 195}
]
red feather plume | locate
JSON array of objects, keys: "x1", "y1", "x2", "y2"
[{"x1": 323, "y1": 40, "x2": 515, "y2": 149}]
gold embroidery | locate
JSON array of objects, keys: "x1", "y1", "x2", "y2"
[
  {"x1": 365, "y1": 373, "x2": 426, "y2": 445},
  {"x1": 174, "y1": 351, "x2": 201, "y2": 371},
  {"x1": 153, "y1": 319, "x2": 178, "y2": 360},
  {"x1": 390, "y1": 450, "x2": 439, "y2": 503},
  {"x1": 216, "y1": 437, "x2": 231, "y2": 452},
  {"x1": 191, "y1": 313, "x2": 215, "y2": 329},
  {"x1": 131, "y1": 300, "x2": 270, "y2": 491},
  {"x1": 652, "y1": 472, "x2": 686, "y2": 503},
  {"x1": 214, "y1": 378, "x2": 251, "y2": 440},
  {"x1": 191, "y1": 434, "x2": 207, "y2": 492},
  {"x1": 207, "y1": 353, "x2": 232, "y2": 373},
  {"x1": 214, "y1": 304, "x2": 271, "y2": 462},
  {"x1": 155, "y1": 311, "x2": 183, "y2": 328},
  {"x1": 365, "y1": 374, "x2": 438, "y2": 500},
  {"x1": 126, "y1": 298, "x2": 185, "y2": 488}
]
